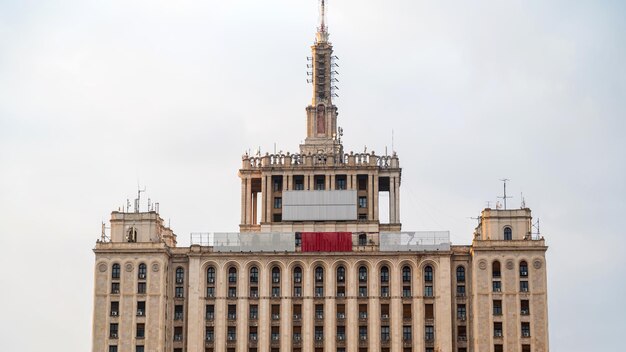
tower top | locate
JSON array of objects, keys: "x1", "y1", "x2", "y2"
[{"x1": 316, "y1": 0, "x2": 329, "y2": 43}]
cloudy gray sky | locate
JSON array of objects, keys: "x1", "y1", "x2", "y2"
[{"x1": 1, "y1": 0, "x2": 624, "y2": 350}]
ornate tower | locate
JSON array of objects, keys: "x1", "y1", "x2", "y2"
[
  {"x1": 301, "y1": 0, "x2": 342, "y2": 156},
  {"x1": 239, "y1": 0, "x2": 402, "y2": 233}
]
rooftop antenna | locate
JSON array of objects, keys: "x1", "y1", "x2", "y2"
[
  {"x1": 497, "y1": 178, "x2": 512, "y2": 210},
  {"x1": 485, "y1": 201, "x2": 491, "y2": 209},
  {"x1": 520, "y1": 192, "x2": 526, "y2": 209},
  {"x1": 101, "y1": 221, "x2": 110, "y2": 242},
  {"x1": 469, "y1": 216, "x2": 481, "y2": 227},
  {"x1": 126, "y1": 199, "x2": 131, "y2": 213},
  {"x1": 135, "y1": 184, "x2": 146, "y2": 213},
  {"x1": 532, "y1": 218, "x2": 541, "y2": 238}
]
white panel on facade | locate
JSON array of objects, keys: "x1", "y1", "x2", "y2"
[
  {"x1": 379, "y1": 231, "x2": 451, "y2": 251},
  {"x1": 212, "y1": 232, "x2": 295, "y2": 252},
  {"x1": 240, "y1": 233, "x2": 295, "y2": 252},
  {"x1": 282, "y1": 190, "x2": 357, "y2": 221}
]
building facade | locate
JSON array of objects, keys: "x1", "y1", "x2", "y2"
[{"x1": 92, "y1": 2, "x2": 549, "y2": 352}]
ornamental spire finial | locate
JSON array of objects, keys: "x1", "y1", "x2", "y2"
[{"x1": 316, "y1": 0, "x2": 329, "y2": 42}]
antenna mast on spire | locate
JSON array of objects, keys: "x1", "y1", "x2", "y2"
[
  {"x1": 497, "y1": 178, "x2": 512, "y2": 210},
  {"x1": 316, "y1": 0, "x2": 329, "y2": 43}
]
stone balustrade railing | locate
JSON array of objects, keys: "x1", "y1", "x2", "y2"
[{"x1": 241, "y1": 151, "x2": 400, "y2": 170}]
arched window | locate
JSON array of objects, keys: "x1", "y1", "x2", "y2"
[
  {"x1": 138, "y1": 263, "x2": 147, "y2": 279},
  {"x1": 176, "y1": 267, "x2": 184, "y2": 284},
  {"x1": 272, "y1": 267, "x2": 281, "y2": 283},
  {"x1": 492, "y1": 261, "x2": 501, "y2": 278},
  {"x1": 336, "y1": 266, "x2": 346, "y2": 283},
  {"x1": 358, "y1": 266, "x2": 368, "y2": 283},
  {"x1": 228, "y1": 267, "x2": 237, "y2": 283},
  {"x1": 504, "y1": 227, "x2": 512, "y2": 240},
  {"x1": 380, "y1": 266, "x2": 390, "y2": 283},
  {"x1": 315, "y1": 266, "x2": 324, "y2": 283},
  {"x1": 358, "y1": 233, "x2": 367, "y2": 246},
  {"x1": 456, "y1": 266, "x2": 465, "y2": 282},
  {"x1": 520, "y1": 261, "x2": 528, "y2": 277},
  {"x1": 112, "y1": 264, "x2": 120, "y2": 279},
  {"x1": 402, "y1": 266, "x2": 411, "y2": 283},
  {"x1": 424, "y1": 265, "x2": 433, "y2": 282},
  {"x1": 293, "y1": 267, "x2": 302, "y2": 283},
  {"x1": 250, "y1": 266, "x2": 259, "y2": 283},
  {"x1": 207, "y1": 266, "x2": 216, "y2": 284}
]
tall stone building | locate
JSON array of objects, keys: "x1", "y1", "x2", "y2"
[{"x1": 92, "y1": 2, "x2": 549, "y2": 352}]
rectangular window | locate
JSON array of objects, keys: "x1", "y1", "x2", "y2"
[
  {"x1": 381, "y1": 326, "x2": 390, "y2": 341},
  {"x1": 315, "y1": 326, "x2": 324, "y2": 340},
  {"x1": 249, "y1": 326, "x2": 258, "y2": 341},
  {"x1": 456, "y1": 285, "x2": 466, "y2": 296},
  {"x1": 137, "y1": 282, "x2": 146, "y2": 294},
  {"x1": 402, "y1": 286, "x2": 411, "y2": 297},
  {"x1": 250, "y1": 287, "x2": 258, "y2": 298},
  {"x1": 293, "y1": 304, "x2": 302, "y2": 320},
  {"x1": 425, "y1": 304, "x2": 434, "y2": 320},
  {"x1": 295, "y1": 232, "x2": 302, "y2": 246},
  {"x1": 402, "y1": 304, "x2": 411, "y2": 319},
  {"x1": 522, "y1": 322, "x2": 531, "y2": 337},
  {"x1": 336, "y1": 175, "x2": 347, "y2": 190},
  {"x1": 294, "y1": 176, "x2": 304, "y2": 190},
  {"x1": 205, "y1": 327, "x2": 214, "y2": 341},
  {"x1": 272, "y1": 286, "x2": 280, "y2": 297},
  {"x1": 272, "y1": 177, "x2": 283, "y2": 191},
  {"x1": 135, "y1": 346, "x2": 144, "y2": 352},
  {"x1": 521, "y1": 300, "x2": 530, "y2": 315},
  {"x1": 381, "y1": 286, "x2": 389, "y2": 297},
  {"x1": 137, "y1": 301, "x2": 145, "y2": 316},
  {"x1": 227, "y1": 327, "x2": 236, "y2": 341},
  {"x1": 522, "y1": 345, "x2": 531, "y2": 352},
  {"x1": 457, "y1": 304, "x2": 466, "y2": 320},
  {"x1": 337, "y1": 326, "x2": 345, "y2": 340},
  {"x1": 315, "y1": 304, "x2": 324, "y2": 320},
  {"x1": 492, "y1": 281, "x2": 501, "y2": 292},
  {"x1": 206, "y1": 286, "x2": 215, "y2": 298},
  {"x1": 494, "y1": 345, "x2": 503, "y2": 352},
  {"x1": 315, "y1": 286, "x2": 323, "y2": 297},
  {"x1": 381, "y1": 304, "x2": 390, "y2": 319},
  {"x1": 424, "y1": 285, "x2": 433, "y2": 297},
  {"x1": 494, "y1": 322, "x2": 503, "y2": 337},
  {"x1": 108, "y1": 346, "x2": 117, "y2": 352},
  {"x1": 359, "y1": 304, "x2": 368, "y2": 319},
  {"x1": 294, "y1": 286, "x2": 302, "y2": 297},
  {"x1": 174, "y1": 327, "x2": 183, "y2": 341},
  {"x1": 206, "y1": 305, "x2": 214, "y2": 320},
  {"x1": 110, "y1": 301, "x2": 119, "y2": 316},
  {"x1": 249, "y1": 304, "x2": 258, "y2": 320},
  {"x1": 425, "y1": 326, "x2": 434, "y2": 341},
  {"x1": 520, "y1": 281, "x2": 529, "y2": 292},
  {"x1": 111, "y1": 282, "x2": 120, "y2": 294},
  {"x1": 493, "y1": 300, "x2": 502, "y2": 316},
  {"x1": 228, "y1": 305, "x2": 237, "y2": 320},
  {"x1": 136, "y1": 323, "x2": 145, "y2": 339},
  {"x1": 359, "y1": 326, "x2": 367, "y2": 340},
  {"x1": 175, "y1": 286, "x2": 184, "y2": 298},
  {"x1": 358, "y1": 175, "x2": 368, "y2": 190},
  {"x1": 273, "y1": 197, "x2": 282, "y2": 209},
  {"x1": 358, "y1": 196, "x2": 367, "y2": 208},
  {"x1": 358, "y1": 286, "x2": 367, "y2": 297},
  {"x1": 271, "y1": 326, "x2": 280, "y2": 341},
  {"x1": 315, "y1": 175, "x2": 325, "y2": 190},
  {"x1": 403, "y1": 326, "x2": 412, "y2": 341},
  {"x1": 228, "y1": 287, "x2": 237, "y2": 298},
  {"x1": 110, "y1": 323, "x2": 118, "y2": 339},
  {"x1": 174, "y1": 305, "x2": 183, "y2": 320},
  {"x1": 272, "y1": 304, "x2": 280, "y2": 320},
  {"x1": 337, "y1": 304, "x2": 346, "y2": 319},
  {"x1": 458, "y1": 325, "x2": 467, "y2": 341}
]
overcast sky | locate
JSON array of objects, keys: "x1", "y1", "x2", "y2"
[{"x1": 1, "y1": 0, "x2": 625, "y2": 351}]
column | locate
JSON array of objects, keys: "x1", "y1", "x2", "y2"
[
  {"x1": 186, "y1": 256, "x2": 203, "y2": 351},
  {"x1": 373, "y1": 174, "x2": 379, "y2": 221},
  {"x1": 394, "y1": 176, "x2": 401, "y2": 223},
  {"x1": 389, "y1": 177, "x2": 396, "y2": 224},
  {"x1": 246, "y1": 178, "x2": 253, "y2": 225}
]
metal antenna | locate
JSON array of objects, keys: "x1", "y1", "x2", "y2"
[
  {"x1": 469, "y1": 216, "x2": 481, "y2": 227},
  {"x1": 319, "y1": 0, "x2": 327, "y2": 32},
  {"x1": 391, "y1": 129, "x2": 395, "y2": 153},
  {"x1": 136, "y1": 184, "x2": 146, "y2": 213},
  {"x1": 497, "y1": 178, "x2": 512, "y2": 210}
]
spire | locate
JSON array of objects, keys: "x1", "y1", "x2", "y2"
[{"x1": 316, "y1": 0, "x2": 329, "y2": 43}]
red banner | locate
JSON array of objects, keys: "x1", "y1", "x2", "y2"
[{"x1": 301, "y1": 232, "x2": 352, "y2": 252}]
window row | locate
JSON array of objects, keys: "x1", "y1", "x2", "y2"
[
  {"x1": 491, "y1": 260, "x2": 531, "y2": 278},
  {"x1": 110, "y1": 263, "x2": 148, "y2": 280},
  {"x1": 109, "y1": 301, "x2": 146, "y2": 316}
]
